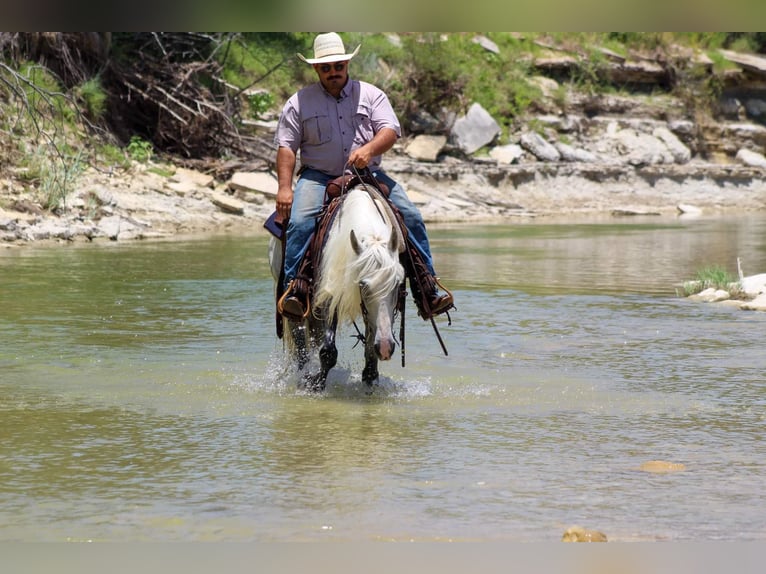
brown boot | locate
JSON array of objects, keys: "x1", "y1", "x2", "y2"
[
  {"x1": 428, "y1": 288, "x2": 454, "y2": 317},
  {"x1": 278, "y1": 279, "x2": 310, "y2": 322},
  {"x1": 422, "y1": 277, "x2": 454, "y2": 319}
]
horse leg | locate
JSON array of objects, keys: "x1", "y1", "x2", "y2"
[
  {"x1": 288, "y1": 321, "x2": 310, "y2": 371},
  {"x1": 300, "y1": 315, "x2": 337, "y2": 393},
  {"x1": 318, "y1": 317, "x2": 338, "y2": 385},
  {"x1": 362, "y1": 322, "x2": 380, "y2": 387}
]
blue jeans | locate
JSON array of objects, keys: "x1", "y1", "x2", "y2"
[{"x1": 282, "y1": 168, "x2": 436, "y2": 289}]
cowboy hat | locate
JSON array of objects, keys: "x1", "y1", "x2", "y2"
[{"x1": 297, "y1": 32, "x2": 361, "y2": 64}]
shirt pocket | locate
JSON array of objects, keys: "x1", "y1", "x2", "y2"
[
  {"x1": 303, "y1": 114, "x2": 332, "y2": 145},
  {"x1": 353, "y1": 106, "x2": 374, "y2": 145}
]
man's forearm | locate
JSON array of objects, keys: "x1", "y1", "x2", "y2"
[{"x1": 276, "y1": 147, "x2": 297, "y2": 188}]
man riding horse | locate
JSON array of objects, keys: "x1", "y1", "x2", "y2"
[{"x1": 273, "y1": 32, "x2": 454, "y2": 324}]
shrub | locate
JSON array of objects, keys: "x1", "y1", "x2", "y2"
[
  {"x1": 75, "y1": 77, "x2": 107, "y2": 120},
  {"x1": 126, "y1": 135, "x2": 153, "y2": 162}
]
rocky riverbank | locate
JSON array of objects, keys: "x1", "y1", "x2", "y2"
[
  {"x1": 1, "y1": 141, "x2": 765, "y2": 247},
  {"x1": 3, "y1": 44, "x2": 766, "y2": 246}
]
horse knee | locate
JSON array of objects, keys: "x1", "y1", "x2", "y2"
[{"x1": 320, "y1": 343, "x2": 337, "y2": 370}]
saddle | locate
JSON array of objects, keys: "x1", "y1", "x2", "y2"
[{"x1": 270, "y1": 170, "x2": 446, "y2": 336}]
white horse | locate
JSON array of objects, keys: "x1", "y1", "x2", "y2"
[{"x1": 270, "y1": 186, "x2": 406, "y2": 391}]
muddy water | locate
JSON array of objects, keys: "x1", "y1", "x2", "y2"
[{"x1": 1, "y1": 214, "x2": 765, "y2": 541}]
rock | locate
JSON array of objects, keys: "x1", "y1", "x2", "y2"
[
  {"x1": 0, "y1": 216, "x2": 16, "y2": 231},
  {"x1": 677, "y1": 203, "x2": 702, "y2": 216},
  {"x1": 735, "y1": 148, "x2": 766, "y2": 168},
  {"x1": 210, "y1": 192, "x2": 245, "y2": 215},
  {"x1": 472, "y1": 35, "x2": 499, "y2": 54},
  {"x1": 740, "y1": 273, "x2": 766, "y2": 297},
  {"x1": 25, "y1": 220, "x2": 75, "y2": 241},
  {"x1": 562, "y1": 526, "x2": 607, "y2": 542},
  {"x1": 165, "y1": 181, "x2": 197, "y2": 196},
  {"x1": 96, "y1": 215, "x2": 122, "y2": 240},
  {"x1": 744, "y1": 98, "x2": 766, "y2": 118},
  {"x1": 407, "y1": 109, "x2": 442, "y2": 134},
  {"x1": 741, "y1": 292, "x2": 766, "y2": 311},
  {"x1": 229, "y1": 172, "x2": 278, "y2": 198},
  {"x1": 611, "y1": 129, "x2": 674, "y2": 166},
  {"x1": 653, "y1": 126, "x2": 692, "y2": 164},
  {"x1": 529, "y1": 75, "x2": 560, "y2": 99},
  {"x1": 11, "y1": 199, "x2": 44, "y2": 216},
  {"x1": 555, "y1": 142, "x2": 597, "y2": 162},
  {"x1": 519, "y1": 131, "x2": 560, "y2": 161},
  {"x1": 405, "y1": 135, "x2": 447, "y2": 162},
  {"x1": 639, "y1": 460, "x2": 686, "y2": 473},
  {"x1": 451, "y1": 102, "x2": 501, "y2": 154},
  {"x1": 688, "y1": 287, "x2": 730, "y2": 302},
  {"x1": 171, "y1": 166, "x2": 215, "y2": 188},
  {"x1": 489, "y1": 144, "x2": 525, "y2": 164}
]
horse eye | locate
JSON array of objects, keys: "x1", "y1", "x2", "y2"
[{"x1": 359, "y1": 281, "x2": 369, "y2": 293}]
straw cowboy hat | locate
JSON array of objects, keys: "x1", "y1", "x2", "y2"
[{"x1": 297, "y1": 32, "x2": 361, "y2": 64}]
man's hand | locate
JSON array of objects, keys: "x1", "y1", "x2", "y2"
[
  {"x1": 276, "y1": 185, "x2": 293, "y2": 219},
  {"x1": 347, "y1": 146, "x2": 372, "y2": 169},
  {"x1": 347, "y1": 128, "x2": 397, "y2": 170}
]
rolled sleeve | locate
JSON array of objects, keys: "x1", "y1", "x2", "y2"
[{"x1": 274, "y1": 97, "x2": 302, "y2": 152}]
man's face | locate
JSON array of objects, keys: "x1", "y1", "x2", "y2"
[{"x1": 314, "y1": 61, "x2": 348, "y2": 93}]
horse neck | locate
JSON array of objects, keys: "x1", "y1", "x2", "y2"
[{"x1": 315, "y1": 189, "x2": 397, "y2": 323}]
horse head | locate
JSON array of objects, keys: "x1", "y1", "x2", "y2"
[{"x1": 350, "y1": 228, "x2": 403, "y2": 361}]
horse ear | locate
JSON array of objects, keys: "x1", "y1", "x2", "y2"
[{"x1": 350, "y1": 229, "x2": 362, "y2": 255}]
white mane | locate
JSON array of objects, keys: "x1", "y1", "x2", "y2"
[{"x1": 314, "y1": 188, "x2": 404, "y2": 324}]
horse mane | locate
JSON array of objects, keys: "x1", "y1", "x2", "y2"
[{"x1": 314, "y1": 188, "x2": 404, "y2": 325}]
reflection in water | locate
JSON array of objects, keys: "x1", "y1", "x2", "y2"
[{"x1": 1, "y1": 216, "x2": 766, "y2": 541}]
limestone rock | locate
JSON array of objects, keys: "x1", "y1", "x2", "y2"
[
  {"x1": 519, "y1": 131, "x2": 560, "y2": 162},
  {"x1": 171, "y1": 167, "x2": 215, "y2": 188},
  {"x1": 489, "y1": 144, "x2": 524, "y2": 164},
  {"x1": 451, "y1": 102, "x2": 501, "y2": 154},
  {"x1": 741, "y1": 292, "x2": 766, "y2": 311},
  {"x1": 677, "y1": 203, "x2": 702, "y2": 216},
  {"x1": 405, "y1": 135, "x2": 447, "y2": 162},
  {"x1": 653, "y1": 126, "x2": 692, "y2": 164},
  {"x1": 688, "y1": 287, "x2": 730, "y2": 302},
  {"x1": 472, "y1": 35, "x2": 499, "y2": 54},
  {"x1": 165, "y1": 181, "x2": 197, "y2": 196},
  {"x1": 740, "y1": 273, "x2": 766, "y2": 297},
  {"x1": 555, "y1": 142, "x2": 597, "y2": 162},
  {"x1": 210, "y1": 192, "x2": 245, "y2": 215},
  {"x1": 611, "y1": 129, "x2": 674, "y2": 166},
  {"x1": 735, "y1": 148, "x2": 766, "y2": 168},
  {"x1": 229, "y1": 172, "x2": 278, "y2": 198}
]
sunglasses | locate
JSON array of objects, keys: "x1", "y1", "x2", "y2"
[{"x1": 318, "y1": 62, "x2": 347, "y2": 73}]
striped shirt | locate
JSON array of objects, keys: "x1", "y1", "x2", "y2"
[{"x1": 274, "y1": 78, "x2": 401, "y2": 176}]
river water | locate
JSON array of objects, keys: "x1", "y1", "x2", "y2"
[{"x1": 1, "y1": 214, "x2": 765, "y2": 542}]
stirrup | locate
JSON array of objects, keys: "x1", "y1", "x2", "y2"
[
  {"x1": 277, "y1": 280, "x2": 310, "y2": 322},
  {"x1": 423, "y1": 277, "x2": 455, "y2": 319}
]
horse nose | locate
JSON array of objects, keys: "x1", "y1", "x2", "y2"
[{"x1": 375, "y1": 338, "x2": 396, "y2": 361}]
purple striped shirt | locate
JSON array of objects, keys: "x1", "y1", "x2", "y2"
[{"x1": 274, "y1": 78, "x2": 401, "y2": 176}]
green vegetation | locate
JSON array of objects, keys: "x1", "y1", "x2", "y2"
[
  {"x1": 2, "y1": 32, "x2": 766, "y2": 214},
  {"x1": 682, "y1": 265, "x2": 744, "y2": 298},
  {"x1": 75, "y1": 77, "x2": 107, "y2": 120},
  {"x1": 126, "y1": 136, "x2": 153, "y2": 163}
]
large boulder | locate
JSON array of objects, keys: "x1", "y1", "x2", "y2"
[
  {"x1": 405, "y1": 135, "x2": 447, "y2": 162},
  {"x1": 450, "y1": 102, "x2": 501, "y2": 155}
]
